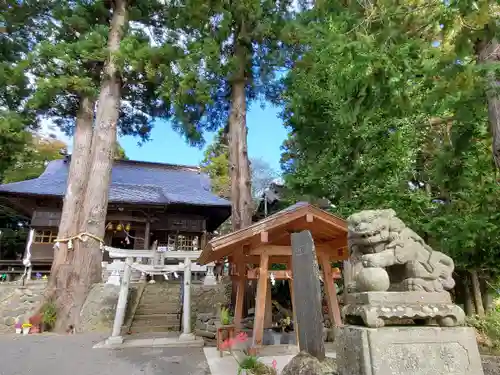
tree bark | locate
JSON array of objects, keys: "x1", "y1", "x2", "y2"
[
  {"x1": 46, "y1": 96, "x2": 95, "y2": 330},
  {"x1": 228, "y1": 40, "x2": 253, "y2": 231},
  {"x1": 228, "y1": 33, "x2": 254, "y2": 310},
  {"x1": 477, "y1": 38, "x2": 500, "y2": 169},
  {"x1": 53, "y1": 0, "x2": 128, "y2": 331},
  {"x1": 481, "y1": 277, "x2": 494, "y2": 313},
  {"x1": 470, "y1": 270, "x2": 485, "y2": 317}
]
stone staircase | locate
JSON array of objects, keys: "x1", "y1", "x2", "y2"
[{"x1": 129, "y1": 282, "x2": 182, "y2": 333}]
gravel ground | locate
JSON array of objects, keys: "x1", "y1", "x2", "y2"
[
  {"x1": 482, "y1": 355, "x2": 500, "y2": 375},
  {"x1": 0, "y1": 334, "x2": 211, "y2": 375}
]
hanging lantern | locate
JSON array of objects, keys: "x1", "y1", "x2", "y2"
[
  {"x1": 125, "y1": 223, "x2": 131, "y2": 232},
  {"x1": 106, "y1": 222, "x2": 114, "y2": 231},
  {"x1": 116, "y1": 223, "x2": 123, "y2": 231}
]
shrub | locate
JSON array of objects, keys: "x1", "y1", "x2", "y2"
[
  {"x1": 467, "y1": 306, "x2": 500, "y2": 350},
  {"x1": 40, "y1": 301, "x2": 57, "y2": 330}
]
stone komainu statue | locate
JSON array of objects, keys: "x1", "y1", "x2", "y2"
[{"x1": 347, "y1": 209, "x2": 455, "y2": 293}]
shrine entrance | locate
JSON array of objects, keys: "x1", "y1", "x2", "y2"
[{"x1": 198, "y1": 202, "x2": 349, "y2": 352}]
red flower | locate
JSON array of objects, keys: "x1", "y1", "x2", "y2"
[
  {"x1": 272, "y1": 359, "x2": 277, "y2": 369},
  {"x1": 220, "y1": 337, "x2": 235, "y2": 350},
  {"x1": 236, "y1": 332, "x2": 248, "y2": 343}
]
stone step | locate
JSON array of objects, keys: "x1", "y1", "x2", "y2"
[
  {"x1": 132, "y1": 313, "x2": 181, "y2": 326},
  {"x1": 129, "y1": 325, "x2": 180, "y2": 333},
  {"x1": 139, "y1": 299, "x2": 181, "y2": 307},
  {"x1": 136, "y1": 304, "x2": 181, "y2": 315},
  {"x1": 141, "y1": 290, "x2": 181, "y2": 298}
]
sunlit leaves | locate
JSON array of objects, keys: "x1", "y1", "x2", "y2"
[{"x1": 281, "y1": 1, "x2": 500, "y2": 273}]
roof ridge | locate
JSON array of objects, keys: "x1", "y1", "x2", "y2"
[{"x1": 63, "y1": 155, "x2": 201, "y2": 172}]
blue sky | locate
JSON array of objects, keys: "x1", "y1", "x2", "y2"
[{"x1": 119, "y1": 103, "x2": 288, "y2": 172}]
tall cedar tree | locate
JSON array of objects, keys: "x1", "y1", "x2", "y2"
[
  {"x1": 0, "y1": 1, "x2": 51, "y2": 179},
  {"x1": 29, "y1": 0, "x2": 182, "y2": 330},
  {"x1": 167, "y1": 0, "x2": 293, "y2": 231}
]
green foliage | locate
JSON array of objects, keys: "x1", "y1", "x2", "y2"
[
  {"x1": 0, "y1": 1, "x2": 52, "y2": 179},
  {"x1": 219, "y1": 306, "x2": 232, "y2": 325},
  {"x1": 280, "y1": 1, "x2": 500, "y2": 274},
  {"x1": 201, "y1": 129, "x2": 231, "y2": 198},
  {"x1": 201, "y1": 128, "x2": 279, "y2": 200},
  {"x1": 41, "y1": 301, "x2": 57, "y2": 329},
  {"x1": 164, "y1": 0, "x2": 295, "y2": 144},
  {"x1": 468, "y1": 306, "x2": 500, "y2": 350},
  {"x1": 114, "y1": 143, "x2": 129, "y2": 160},
  {"x1": 2, "y1": 135, "x2": 67, "y2": 184},
  {"x1": 27, "y1": 1, "x2": 183, "y2": 142}
]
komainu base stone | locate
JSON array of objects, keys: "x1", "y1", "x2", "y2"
[
  {"x1": 335, "y1": 325, "x2": 484, "y2": 375},
  {"x1": 342, "y1": 291, "x2": 466, "y2": 328}
]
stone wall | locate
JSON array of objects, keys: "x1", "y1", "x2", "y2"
[
  {"x1": 192, "y1": 281, "x2": 231, "y2": 315},
  {"x1": 0, "y1": 282, "x2": 46, "y2": 334},
  {"x1": 79, "y1": 283, "x2": 139, "y2": 333},
  {"x1": 0, "y1": 279, "x2": 229, "y2": 335}
]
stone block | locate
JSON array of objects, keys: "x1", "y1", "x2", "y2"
[
  {"x1": 345, "y1": 291, "x2": 452, "y2": 305},
  {"x1": 343, "y1": 292, "x2": 465, "y2": 328},
  {"x1": 335, "y1": 325, "x2": 484, "y2": 375}
]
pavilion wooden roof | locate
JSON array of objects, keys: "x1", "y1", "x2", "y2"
[{"x1": 198, "y1": 202, "x2": 348, "y2": 264}]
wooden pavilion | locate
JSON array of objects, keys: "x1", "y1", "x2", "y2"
[{"x1": 197, "y1": 202, "x2": 349, "y2": 349}]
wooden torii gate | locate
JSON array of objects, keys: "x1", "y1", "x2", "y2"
[{"x1": 197, "y1": 202, "x2": 348, "y2": 351}]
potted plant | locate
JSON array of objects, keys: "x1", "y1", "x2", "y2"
[
  {"x1": 14, "y1": 319, "x2": 22, "y2": 334},
  {"x1": 219, "y1": 306, "x2": 233, "y2": 326},
  {"x1": 41, "y1": 302, "x2": 57, "y2": 331},
  {"x1": 22, "y1": 323, "x2": 32, "y2": 335}
]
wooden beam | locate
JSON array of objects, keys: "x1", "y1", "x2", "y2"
[
  {"x1": 107, "y1": 214, "x2": 153, "y2": 223},
  {"x1": 246, "y1": 269, "x2": 292, "y2": 280},
  {"x1": 249, "y1": 245, "x2": 291, "y2": 256},
  {"x1": 260, "y1": 231, "x2": 269, "y2": 243},
  {"x1": 320, "y1": 254, "x2": 343, "y2": 328},
  {"x1": 252, "y1": 253, "x2": 269, "y2": 347},
  {"x1": 306, "y1": 213, "x2": 314, "y2": 223}
]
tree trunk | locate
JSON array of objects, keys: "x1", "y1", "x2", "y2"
[
  {"x1": 46, "y1": 96, "x2": 94, "y2": 329},
  {"x1": 470, "y1": 270, "x2": 485, "y2": 317},
  {"x1": 459, "y1": 272, "x2": 475, "y2": 316},
  {"x1": 477, "y1": 38, "x2": 500, "y2": 169},
  {"x1": 481, "y1": 277, "x2": 494, "y2": 313},
  {"x1": 228, "y1": 34, "x2": 254, "y2": 309},
  {"x1": 228, "y1": 41, "x2": 252, "y2": 231},
  {"x1": 464, "y1": 282, "x2": 475, "y2": 316},
  {"x1": 53, "y1": 0, "x2": 128, "y2": 331}
]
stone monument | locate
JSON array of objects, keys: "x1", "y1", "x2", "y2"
[
  {"x1": 291, "y1": 230, "x2": 326, "y2": 360},
  {"x1": 336, "y1": 209, "x2": 484, "y2": 375}
]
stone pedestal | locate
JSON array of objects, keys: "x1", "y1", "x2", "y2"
[
  {"x1": 335, "y1": 325, "x2": 484, "y2": 375},
  {"x1": 342, "y1": 292, "x2": 466, "y2": 328}
]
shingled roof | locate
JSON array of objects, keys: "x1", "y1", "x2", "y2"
[{"x1": 0, "y1": 157, "x2": 231, "y2": 208}]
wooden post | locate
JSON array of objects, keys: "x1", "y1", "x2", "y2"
[
  {"x1": 234, "y1": 260, "x2": 246, "y2": 330},
  {"x1": 143, "y1": 220, "x2": 150, "y2": 250},
  {"x1": 291, "y1": 230, "x2": 325, "y2": 360},
  {"x1": 320, "y1": 254, "x2": 342, "y2": 327},
  {"x1": 288, "y1": 276, "x2": 299, "y2": 346},
  {"x1": 264, "y1": 281, "x2": 273, "y2": 328},
  {"x1": 252, "y1": 253, "x2": 269, "y2": 347}
]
